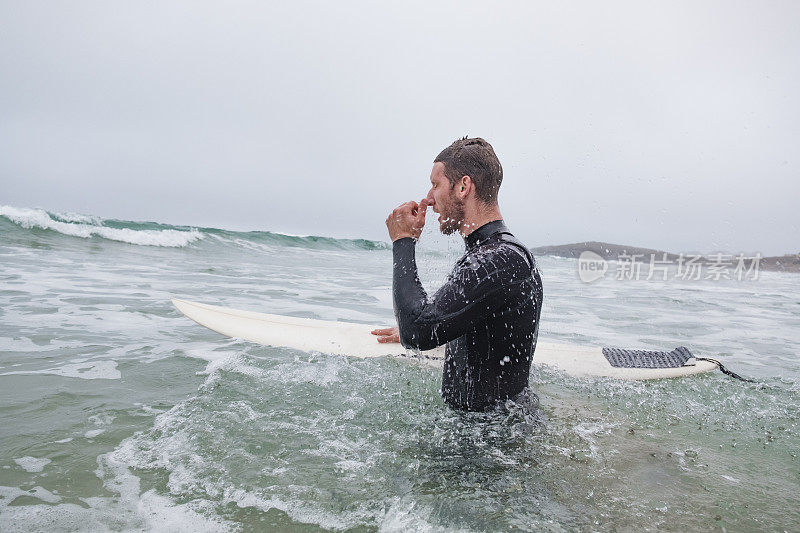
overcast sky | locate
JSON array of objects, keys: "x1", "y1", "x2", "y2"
[{"x1": 1, "y1": 1, "x2": 797, "y2": 255}]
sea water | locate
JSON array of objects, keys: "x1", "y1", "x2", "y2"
[{"x1": 0, "y1": 205, "x2": 798, "y2": 531}]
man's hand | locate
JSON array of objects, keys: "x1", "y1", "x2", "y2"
[
  {"x1": 371, "y1": 326, "x2": 400, "y2": 343},
  {"x1": 386, "y1": 198, "x2": 428, "y2": 242}
]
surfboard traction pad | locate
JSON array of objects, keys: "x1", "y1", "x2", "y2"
[{"x1": 602, "y1": 346, "x2": 694, "y2": 369}]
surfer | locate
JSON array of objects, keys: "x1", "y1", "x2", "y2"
[{"x1": 371, "y1": 137, "x2": 544, "y2": 411}]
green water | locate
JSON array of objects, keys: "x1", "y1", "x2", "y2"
[{"x1": 1, "y1": 207, "x2": 799, "y2": 531}]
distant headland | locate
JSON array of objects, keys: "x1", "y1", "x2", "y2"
[{"x1": 530, "y1": 241, "x2": 800, "y2": 273}]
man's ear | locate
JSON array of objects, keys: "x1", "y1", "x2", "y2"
[{"x1": 457, "y1": 175, "x2": 472, "y2": 199}]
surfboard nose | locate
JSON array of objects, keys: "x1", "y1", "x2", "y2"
[{"x1": 171, "y1": 298, "x2": 192, "y2": 314}]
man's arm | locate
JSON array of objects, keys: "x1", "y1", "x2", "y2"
[
  {"x1": 392, "y1": 237, "x2": 431, "y2": 348},
  {"x1": 380, "y1": 198, "x2": 530, "y2": 350},
  {"x1": 372, "y1": 198, "x2": 428, "y2": 344},
  {"x1": 393, "y1": 238, "x2": 531, "y2": 350}
]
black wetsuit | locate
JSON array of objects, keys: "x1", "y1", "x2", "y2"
[{"x1": 392, "y1": 220, "x2": 543, "y2": 411}]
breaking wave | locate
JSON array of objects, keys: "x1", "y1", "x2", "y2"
[
  {"x1": 0, "y1": 205, "x2": 388, "y2": 251},
  {"x1": 0, "y1": 205, "x2": 203, "y2": 248}
]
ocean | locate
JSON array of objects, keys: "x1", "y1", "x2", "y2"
[{"x1": 1, "y1": 204, "x2": 798, "y2": 531}]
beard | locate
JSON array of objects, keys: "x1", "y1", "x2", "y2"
[{"x1": 438, "y1": 195, "x2": 466, "y2": 235}]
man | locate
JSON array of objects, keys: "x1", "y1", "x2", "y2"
[{"x1": 371, "y1": 137, "x2": 544, "y2": 411}]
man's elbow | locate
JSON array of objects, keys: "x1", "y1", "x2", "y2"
[
  {"x1": 399, "y1": 326, "x2": 439, "y2": 351},
  {"x1": 398, "y1": 327, "x2": 417, "y2": 350}
]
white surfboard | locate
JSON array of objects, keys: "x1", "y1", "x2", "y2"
[{"x1": 171, "y1": 299, "x2": 717, "y2": 380}]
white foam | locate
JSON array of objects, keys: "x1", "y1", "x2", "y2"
[
  {"x1": 0, "y1": 488, "x2": 228, "y2": 533},
  {"x1": 572, "y1": 421, "x2": 618, "y2": 461},
  {"x1": 0, "y1": 485, "x2": 61, "y2": 505},
  {"x1": 222, "y1": 488, "x2": 355, "y2": 531},
  {"x1": 379, "y1": 497, "x2": 447, "y2": 532},
  {"x1": 273, "y1": 231, "x2": 312, "y2": 238},
  {"x1": 184, "y1": 347, "x2": 241, "y2": 363},
  {"x1": 181, "y1": 346, "x2": 248, "y2": 379},
  {"x1": 13, "y1": 456, "x2": 51, "y2": 473},
  {"x1": 85, "y1": 429, "x2": 106, "y2": 439},
  {"x1": 0, "y1": 337, "x2": 77, "y2": 353},
  {"x1": 268, "y1": 356, "x2": 344, "y2": 386},
  {"x1": 0, "y1": 446, "x2": 231, "y2": 532},
  {"x1": 0, "y1": 205, "x2": 203, "y2": 247},
  {"x1": 28, "y1": 486, "x2": 61, "y2": 503},
  {"x1": 99, "y1": 400, "x2": 366, "y2": 531},
  {"x1": 187, "y1": 350, "x2": 269, "y2": 382},
  {"x1": 99, "y1": 443, "x2": 231, "y2": 532},
  {"x1": 0, "y1": 360, "x2": 121, "y2": 380},
  {"x1": 133, "y1": 403, "x2": 168, "y2": 415},
  {"x1": 52, "y1": 210, "x2": 104, "y2": 225},
  {"x1": 88, "y1": 413, "x2": 116, "y2": 426}
]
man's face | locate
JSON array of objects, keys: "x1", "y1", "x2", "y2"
[{"x1": 426, "y1": 162, "x2": 465, "y2": 235}]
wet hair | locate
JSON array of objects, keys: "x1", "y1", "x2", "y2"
[{"x1": 434, "y1": 136, "x2": 503, "y2": 204}]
